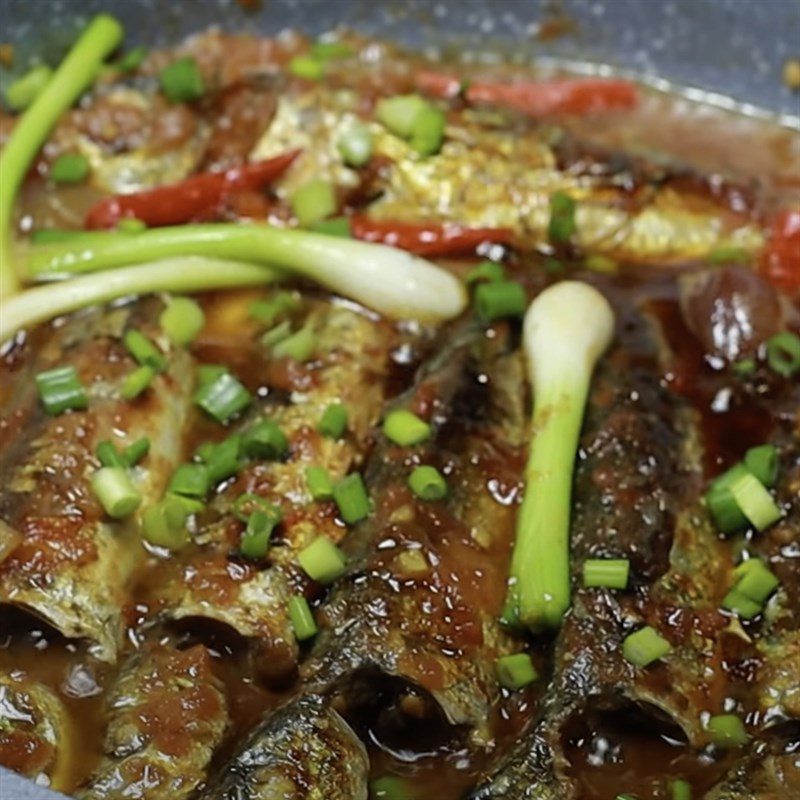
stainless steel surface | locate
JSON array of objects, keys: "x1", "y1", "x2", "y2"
[{"x1": 0, "y1": 1, "x2": 798, "y2": 798}]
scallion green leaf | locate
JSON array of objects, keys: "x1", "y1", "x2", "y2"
[
  {"x1": 120, "y1": 364, "x2": 155, "y2": 400},
  {"x1": 705, "y1": 714, "x2": 748, "y2": 748},
  {"x1": 474, "y1": 280, "x2": 527, "y2": 322},
  {"x1": 407, "y1": 465, "x2": 448, "y2": 500},
  {"x1": 765, "y1": 331, "x2": 800, "y2": 378},
  {"x1": 310, "y1": 216, "x2": 352, "y2": 238},
  {"x1": 729, "y1": 471, "x2": 782, "y2": 531},
  {"x1": 35, "y1": 364, "x2": 88, "y2": 415},
  {"x1": 318, "y1": 403, "x2": 348, "y2": 439},
  {"x1": 410, "y1": 105, "x2": 446, "y2": 156},
  {"x1": 241, "y1": 419, "x2": 288, "y2": 460},
  {"x1": 122, "y1": 437, "x2": 150, "y2": 467},
  {"x1": 194, "y1": 371, "x2": 252, "y2": 424},
  {"x1": 240, "y1": 509, "x2": 278, "y2": 560},
  {"x1": 496, "y1": 653, "x2": 539, "y2": 690},
  {"x1": 375, "y1": 94, "x2": 427, "y2": 138},
  {"x1": 332, "y1": 473, "x2": 370, "y2": 524},
  {"x1": 159, "y1": 296, "x2": 205, "y2": 345},
  {"x1": 622, "y1": 625, "x2": 672, "y2": 667},
  {"x1": 383, "y1": 409, "x2": 431, "y2": 446},
  {"x1": 159, "y1": 56, "x2": 204, "y2": 103},
  {"x1": 338, "y1": 124, "x2": 374, "y2": 167},
  {"x1": 50, "y1": 152, "x2": 90, "y2": 184},
  {"x1": 465, "y1": 260, "x2": 505, "y2": 284},
  {"x1": 96, "y1": 440, "x2": 123, "y2": 468},
  {"x1": 288, "y1": 595, "x2": 318, "y2": 641},
  {"x1": 298, "y1": 536, "x2": 348, "y2": 584},
  {"x1": 205, "y1": 435, "x2": 242, "y2": 483},
  {"x1": 288, "y1": 54, "x2": 325, "y2": 81},
  {"x1": 271, "y1": 321, "x2": 316, "y2": 362},
  {"x1": 582, "y1": 558, "x2": 630, "y2": 589},
  {"x1": 141, "y1": 498, "x2": 190, "y2": 550},
  {"x1": 4, "y1": 64, "x2": 53, "y2": 111},
  {"x1": 232, "y1": 493, "x2": 282, "y2": 524},
  {"x1": 123, "y1": 329, "x2": 166, "y2": 372},
  {"x1": 290, "y1": 179, "x2": 337, "y2": 227},
  {"x1": 305, "y1": 465, "x2": 334, "y2": 501},
  {"x1": 548, "y1": 191, "x2": 577, "y2": 244},
  {"x1": 249, "y1": 291, "x2": 300, "y2": 326},
  {"x1": 168, "y1": 462, "x2": 211, "y2": 499}
]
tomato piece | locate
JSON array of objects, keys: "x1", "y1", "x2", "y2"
[
  {"x1": 84, "y1": 149, "x2": 300, "y2": 229},
  {"x1": 760, "y1": 209, "x2": 800, "y2": 292},
  {"x1": 465, "y1": 78, "x2": 639, "y2": 117},
  {"x1": 350, "y1": 216, "x2": 513, "y2": 256}
]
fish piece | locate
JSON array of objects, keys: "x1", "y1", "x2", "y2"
[
  {"x1": 149, "y1": 296, "x2": 401, "y2": 667},
  {"x1": 251, "y1": 88, "x2": 763, "y2": 262},
  {"x1": 201, "y1": 695, "x2": 368, "y2": 800},
  {"x1": 0, "y1": 298, "x2": 194, "y2": 661},
  {"x1": 304, "y1": 323, "x2": 530, "y2": 740},
  {"x1": 0, "y1": 672, "x2": 75, "y2": 792},
  {"x1": 77, "y1": 643, "x2": 229, "y2": 800},
  {"x1": 473, "y1": 301, "x2": 735, "y2": 798},
  {"x1": 205, "y1": 320, "x2": 538, "y2": 798}
]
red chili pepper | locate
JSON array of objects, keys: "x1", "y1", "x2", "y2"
[
  {"x1": 467, "y1": 78, "x2": 639, "y2": 116},
  {"x1": 84, "y1": 150, "x2": 301, "y2": 229},
  {"x1": 416, "y1": 72, "x2": 639, "y2": 117},
  {"x1": 760, "y1": 209, "x2": 800, "y2": 292},
  {"x1": 350, "y1": 216, "x2": 513, "y2": 256}
]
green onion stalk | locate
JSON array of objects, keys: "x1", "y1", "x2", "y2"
[
  {"x1": 21, "y1": 222, "x2": 466, "y2": 315},
  {"x1": 507, "y1": 281, "x2": 615, "y2": 629},
  {"x1": 0, "y1": 15, "x2": 124, "y2": 301}
]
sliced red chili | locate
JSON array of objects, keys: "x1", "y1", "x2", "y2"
[
  {"x1": 350, "y1": 216, "x2": 513, "y2": 256},
  {"x1": 84, "y1": 149, "x2": 301, "y2": 229},
  {"x1": 760, "y1": 209, "x2": 800, "y2": 292}
]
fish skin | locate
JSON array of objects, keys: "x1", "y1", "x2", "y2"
[
  {"x1": 151, "y1": 298, "x2": 400, "y2": 667},
  {"x1": 0, "y1": 672, "x2": 74, "y2": 792},
  {"x1": 77, "y1": 643, "x2": 229, "y2": 800},
  {"x1": 0, "y1": 299, "x2": 193, "y2": 661},
  {"x1": 202, "y1": 320, "x2": 509, "y2": 798},
  {"x1": 252, "y1": 89, "x2": 763, "y2": 262},
  {"x1": 304, "y1": 324, "x2": 528, "y2": 740},
  {"x1": 473, "y1": 305, "x2": 733, "y2": 799},
  {"x1": 200, "y1": 695, "x2": 368, "y2": 800}
]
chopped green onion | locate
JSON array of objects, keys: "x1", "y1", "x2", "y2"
[
  {"x1": 408, "y1": 465, "x2": 448, "y2": 501},
  {"x1": 721, "y1": 588, "x2": 762, "y2": 620},
  {"x1": 306, "y1": 465, "x2": 334, "y2": 500},
  {"x1": 197, "y1": 363, "x2": 227, "y2": 387},
  {"x1": 35, "y1": 365, "x2": 88, "y2": 415},
  {"x1": 465, "y1": 260, "x2": 505, "y2": 284},
  {"x1": 298, "y1": 536, "x2": 348, "y2": 583},
  {"x1": 159, "y1": 297, "x2": 205, "y2": 345},
  {"x1": 290, "y1": 179, "x2": 337, "y2": 227},
  {"x1": 311, "y1": 216, "x2": 352, "y2": 238},
  {"x1": 370, "y1": 777, "x2": 414, "y2": 800},
  {"x1": 96, "y1": 440, "x2": 123, "y2": 468},
  {"x1": 582, "y1": 558, "x2": 630, "y2": 589},
  {"x1": 164, "y1": 494, "x2": 205, "y2": 516},
  {"x1": 122, "y1": 437, "x2": 150, "y2": 467},
  {"x1": 123, "y1": 330, "x2": 166, "y2": 371},
  {"x1": 375, "y1": 94, "x2": 428, "y2": 138},
  {"x1": 622, "y1": 625, "x2": 672, "y2": 667},
  {"x1": 732, "y1": 358, "x2": 757, "y2": 377},
  {"x1": 333, "y1": 473, "x2": 370, "y2": 524},
  {"x1": 195, "y1": 371, "x2": 252, "y2": 424},
  {"x1": 205, "y1": 435, "x2": 242, "y2": 483},
  {"x1": 705, "y1": 714, "x2": 748, "y2": 748},
  {"x1": 271, "y1": 321, "x2": 316, "y2": 361},
  {"x1": 240, "y1": 509, "x2": 278, "y2": 560},
  {"x1": 383, "y1": 409, "x2": 431, "y2": 446},
  {"x1": 90, "y1": 466, "x2": 141, "y2": 518},
  {"x1": 729, "y1": 471, "x2": 782, "y2": 531},
  {"x1": 474, "y1": 280, "x2": 527, "y2": 321},
  {"x1": 499, "y1": 594, "x2": 520, "y2": 628},
  {"x1": 318, "y1": 403, "x2": 348, "y2": 439},
  {"x1": 496, "y1": 653, "x2": 539, "y2": 690},
  {"x1": 548, "y1": 191, "x2": 577, "y2": 244},
  {"x1": 743, "y1": 444, "x2": 779, "y2": 489},
  {"x1": 241, "y1": 419, "x2": 288, "y2": 460},
  {"x1": 288, "y1": 595, "x2": 318, "y2": 641},
  {"x1": 707, "y1": 245, "x2": 748, "y2": 265},
  {"x1": 705, "y1": 463, "x2": 750, "y2": 533},
  {"x1": 670, "y1": 779, "x2": 692, "y2": 800},
  {"x1": 260, "y1": 319, "x2": 293, "y2": 348},
  {"x1": 765, "y1": 332, "x2": 800, "y2": 378},
  {"x1": 4, "y1": 64, "x2": 53, "y2": 111},
  {"x1": 159, "y1": 56, "x2": 204, "y2": 102},
  {"x1": 395, "y1": 549, "x2": 429, "y2": 577},
  {"x1": 117, "y1": 217, "x2": 147, "y2": 233},
  {"x1": 733, "y1": 558, "x2": 780, "y2": 604},
  {"x1": 114, "y1": 46, "x2": 148, "y2": 73},
  {"x1": 141, "y1": 498, "x2": 190, "y2": 550},
  {"x1": 338, "y1": 124, "x2": 374, "y2": 167},
  {"x1": 120, "y1": 365, "x2": 155, "y2": 400},
  {"x1": 249, "y1": 291, "x2": 300, "y2": 325},
  {"x1": 168, "y1": 463, "x2": 211, "y2": 499},
  {"x1": 615, "y1": 795, "x2": 639, "y2": 800},
  {"x1": 543, "y1": 256, "x2": 565, "y2": 274},
  {"x1": 311, "y1": 41, "x2": 353, "y2": 60},
  {"x1": 232, "y1": 493, "x2": 281, "y2": 524},
  {"x1": 288, "y1": 54, "x2": 325, "y2": 81},
  {"x1": 50, "y1": 152, "x2": 90, "y2": 184},
  {"x1": 584, "y1": 254, "x2": 618, "y2": 273},
  {"x1": 410, "y1": 105, "x2": 446, "y2": 156}
]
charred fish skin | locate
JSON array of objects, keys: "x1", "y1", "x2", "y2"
[
  {"x1": 151, "y1": 297, "x2": 400, "y2": 664},
  {"x1": 0, "y1": 299, "x2": 193, "y2": 662},
  {"x1": 0, "y1": 673, "x2": 75, "y2": 793},
  {"x1": 201, "y1": 694, "x2": 369, "y2": 800},
  {"x1": 473, "y1": 301, "x2": 730, "y2": 799},
  {"x1": 77, "y1": 643, "x2": 229, "y2": 800}
]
